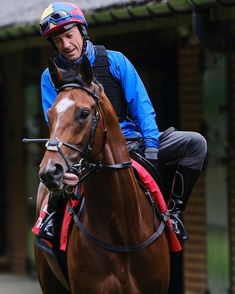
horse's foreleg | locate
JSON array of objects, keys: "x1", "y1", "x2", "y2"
[
  {"x1": 34, "y1": 245, "x2": 70, "y2": 294},
  {"x1": 34, "y1": 183, "x2": 71, "y2": 293}
]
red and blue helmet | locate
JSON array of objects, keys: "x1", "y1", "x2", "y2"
[{"x1": 40, "y1": 2, "x2": 88, "y2": 38}]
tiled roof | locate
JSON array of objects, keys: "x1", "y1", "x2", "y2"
[
  {"x1": 0, "y1": 0, "x2": 230, "y2": 38},
  {"x1": 1, "y1": 0, "x2": 146, "y2": 28}
]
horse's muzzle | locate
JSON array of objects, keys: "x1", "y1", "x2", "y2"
[{"x1": 39, "y1": 162, "x2": 64, "y2": 190}]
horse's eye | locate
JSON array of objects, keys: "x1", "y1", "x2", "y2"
[{"x1": 77, "y1": 108, "x2": 90, "y2": 120}]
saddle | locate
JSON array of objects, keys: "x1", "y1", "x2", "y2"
[
  {"x1": 130, "y1": 151, "x2": 166, "y2": 199},
  {"x1": 129, "y1": 126, "x2": 177, "y2": 201}
]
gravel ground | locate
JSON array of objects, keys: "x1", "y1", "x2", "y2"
[{"x1": 0, "y1": 273, "x2": 42, "y2": 294}]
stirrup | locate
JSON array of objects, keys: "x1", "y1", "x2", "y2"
[{"x1": 170, "y1": 212, "x2": 188, "y2": 242}]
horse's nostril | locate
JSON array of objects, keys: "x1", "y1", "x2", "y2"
[
  {"x1": 54, "y1": 163, "x2": 64, "y2": 177},
  {"x1": 40, "y1": 163, "x2": 64, "y2": 189}
]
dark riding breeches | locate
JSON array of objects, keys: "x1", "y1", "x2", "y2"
[
  {"x1": 127, "y1": 130, "x2": 207, "y2": 171},
  {"x1": 158, "y1": 130, "x2": 207, "y2": 171},
  {"x1": 127, "y1": 129, "x2": 207, "y2": 200}
]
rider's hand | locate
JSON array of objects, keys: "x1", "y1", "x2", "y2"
[
  {"x1": 144, "y1": 147, "x2": 159, "y2": 166},
  {"x1": 144, "y1": 147, "x2": 159, "y2": 160},
  {"x1": 63, "y1": 172, "x2": 79, "y2": 186}
]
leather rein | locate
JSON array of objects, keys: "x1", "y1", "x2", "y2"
[{"x1": 23, "y1": 81, "x2": 168, "y2": 253}]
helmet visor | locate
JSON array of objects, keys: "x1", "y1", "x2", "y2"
[{"x1": 40, "y1": 10, "x2": 72, "y2": 35}]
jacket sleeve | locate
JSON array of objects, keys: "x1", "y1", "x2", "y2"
[
  {"x1": 107, "y1": 50, "x2": 160, "y2": 148},
  {"x1": 41, "y1": 68, "x2": 57, "y2": 125}
]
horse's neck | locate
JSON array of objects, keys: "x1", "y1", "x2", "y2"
[
  {"x1": 84, "y1": 170, "x2": 144, "y2": 241},
  {"x1": 83, "y1": 143, "x2": 152, "y2": 243}
]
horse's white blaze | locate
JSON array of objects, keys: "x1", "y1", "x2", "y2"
[
  {"x1": 55, "y1": 97, "x2": 75, "y2": 131},
  {"x1": 56, "y1": 97, "x2": 75, "y2": 114}
]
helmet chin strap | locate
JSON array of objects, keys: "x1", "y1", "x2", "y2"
[
  {"x1": 79, "y1": 24, "x2": 89, "y2": 41},
  {"x1": 81, "y1": 39, "x2": 88, "y2": 57},
  {"x1": 79, "y1": 24, "x2": 89, "y2": 57}
]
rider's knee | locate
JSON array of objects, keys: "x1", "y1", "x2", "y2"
[
  {"x1": 189, "y1": 132, "x2": 207, "y2": 155},
  {"x1": 186, "y1": 132, "x2": 207, "y2": 166}
]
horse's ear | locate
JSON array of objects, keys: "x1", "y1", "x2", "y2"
[
  {"x1": 78, "y1": 55, "x2": 93, "y2": 86},
  {"x1": 48, "y1": 57, "x2": 64, "y2": 88}
]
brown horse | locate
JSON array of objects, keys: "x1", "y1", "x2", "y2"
[{"x1": 34, "y1": 56, "x2": 170, "y2": 293}]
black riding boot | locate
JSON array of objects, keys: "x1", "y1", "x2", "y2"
[{"x1": 169, "y1": 166, "x2": 200, "y2": 242}]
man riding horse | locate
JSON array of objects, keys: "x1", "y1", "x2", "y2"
[{"x1": 39, "y1": 1, "x2": 207, "y2": 242}]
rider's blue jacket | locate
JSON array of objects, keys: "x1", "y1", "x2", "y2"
[{"x1": 41, "y1": 42, "x2": 160, "y2": 149}]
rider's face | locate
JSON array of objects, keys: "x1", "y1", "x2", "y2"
[{"x1": 52, "y1": 26, "x2": 84, "y2": 61}]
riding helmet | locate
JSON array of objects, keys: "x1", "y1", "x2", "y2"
[{"x1": 40, "y1": 2, "x2": 88, "y2": 38}]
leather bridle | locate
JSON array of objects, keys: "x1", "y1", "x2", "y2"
[{"x1": 23, "y1": 82, "x2": 132, "y2": 181}]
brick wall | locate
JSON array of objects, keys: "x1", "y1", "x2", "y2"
[
  {"x1": 0, "y1": 42, "x2": 57, "y2": 274},
  {"x1": 0, "y1": 51, "x2": 27, "y2": 273},
  {"x1": 178, "y1": 43, "x2": 207, "y2": 293}
]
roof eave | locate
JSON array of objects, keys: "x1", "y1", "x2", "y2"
[{"x1": 1, "y1": 0, "x2": 235, "y2": 40}]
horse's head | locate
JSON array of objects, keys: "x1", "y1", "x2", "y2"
[
  {"x1": 39, "y1": 56, "x2": 116, "y2": 190},
  {"x1": 39, "y1": 55, "x2": 129, "y2": 191}
]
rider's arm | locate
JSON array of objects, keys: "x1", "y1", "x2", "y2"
[
  {"x1": 107, "y1": 50, "x2": 160, "y2": 150},
  {"x1": 41, "y1": 68, "x2": 57, "y2": 125}
]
